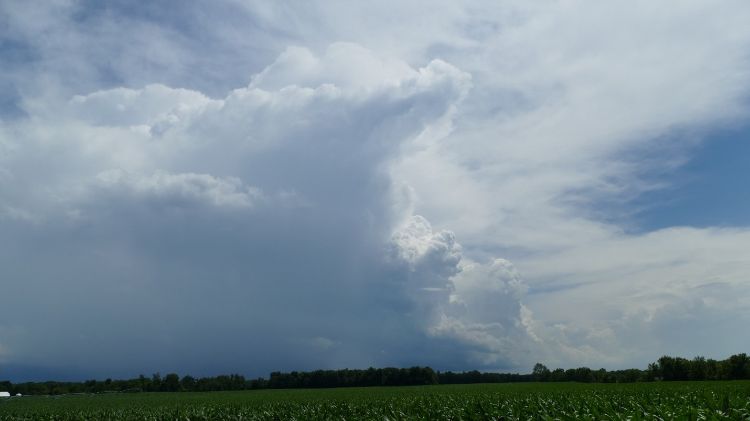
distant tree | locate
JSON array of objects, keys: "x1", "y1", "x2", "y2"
[
  {"x1": 137, "y1": 374, "x2": 150, "y2": 392},
  {"x1": 705, "y1": 359, "x2": 721, "y2": 380},
  {"x1": 0, "y1": 380, "x2": 12, "y2": 391},
  {"x1": 593, "y1": 368, "x2": 610, "y2": 383},
  {"x1": 180, "y1": 375, "x2": 196, "y2": 391},
  {"x1": 550, "y1": 368, "x2": 565, "y2": 382},
  {"x1": 726, "y1": 353, "x2": 750, "y2": 380},
  {"x1": 532, "y1": 363, "x2": 551, "y2": 381},
  {"x1": 573, "y1": 367, "x2": 593, "y2": 382},
  {"x1": 151, "y1": 373, "x2": 162, "y2": 392},
  {"x1": 656, "y1": 356, "x2": 695, "y2": 381},
  {"x1": 689, "y1": 356, "x2": 707, "y2": 380},
  {"x1": 647, "y1": 362, "x2": 660, "y2": 380},
  {"x1": 658, "y1": 356, "x2": 677, "y2": 380},
  {"x1": 163, "y1": 373, "x2": 180, "y2": 392}
]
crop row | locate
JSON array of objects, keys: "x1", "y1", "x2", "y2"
[{"x1": 2, "y1": 382, "x2": 749, "y2": 420}]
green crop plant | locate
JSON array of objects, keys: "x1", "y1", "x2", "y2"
[{"x1": 1, "y1": 381, "x2": 749, "y2": 420}]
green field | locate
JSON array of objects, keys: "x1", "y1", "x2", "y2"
[{"x1": 1, "y1": 381, "x2": 749, "y2": 420}]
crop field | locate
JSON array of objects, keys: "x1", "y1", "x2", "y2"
[{"x1": 1, "y1": 381, "x2": 749, "y2": 420}]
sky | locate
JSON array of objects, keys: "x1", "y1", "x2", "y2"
[{"x1": 1, "y1": 1, "x2": 750, "y2": 382}]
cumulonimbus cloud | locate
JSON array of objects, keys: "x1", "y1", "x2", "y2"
[{"x1": 0, "y1": 42, "x2": 540, "y2": 379}]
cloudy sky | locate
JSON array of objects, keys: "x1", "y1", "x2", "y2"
[{"x1": 2, "y1": 1, "x2": 750, "y2": 381}]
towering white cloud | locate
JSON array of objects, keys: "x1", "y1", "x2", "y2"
[{"x1": 1, "y1": 44, "x2": 520, "y2": 378}]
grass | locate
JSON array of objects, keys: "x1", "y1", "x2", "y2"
[{"x1": 1, "y1": 381, "x2": 749, "y2": 420}]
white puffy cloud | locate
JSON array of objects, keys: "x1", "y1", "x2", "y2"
[
  {"x1": 249, "y1": 43, "x2": 417, "y2": 92},
  {"x1": 430, "y1": 258, "x2": 533, "y2": 367},
  {"x1": 66, "y1": 84, "x2": 219, "y2": 128},
  {"x1": 93, "y1": 170, "x2": 265, "y2": 209},
  {"x1": 390, "y1": 216, "x2": 538, "y2": 368}
]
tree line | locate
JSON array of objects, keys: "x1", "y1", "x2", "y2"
[
  {"x1": 530, "y1": 353, "x2": 750, "y2": 383},
  {"x1": 1, "y1": 354, "x2": 748, "y2": 395},
  {"x1": 0, "y1": 367, "x2": 438, "y2": 396}
]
